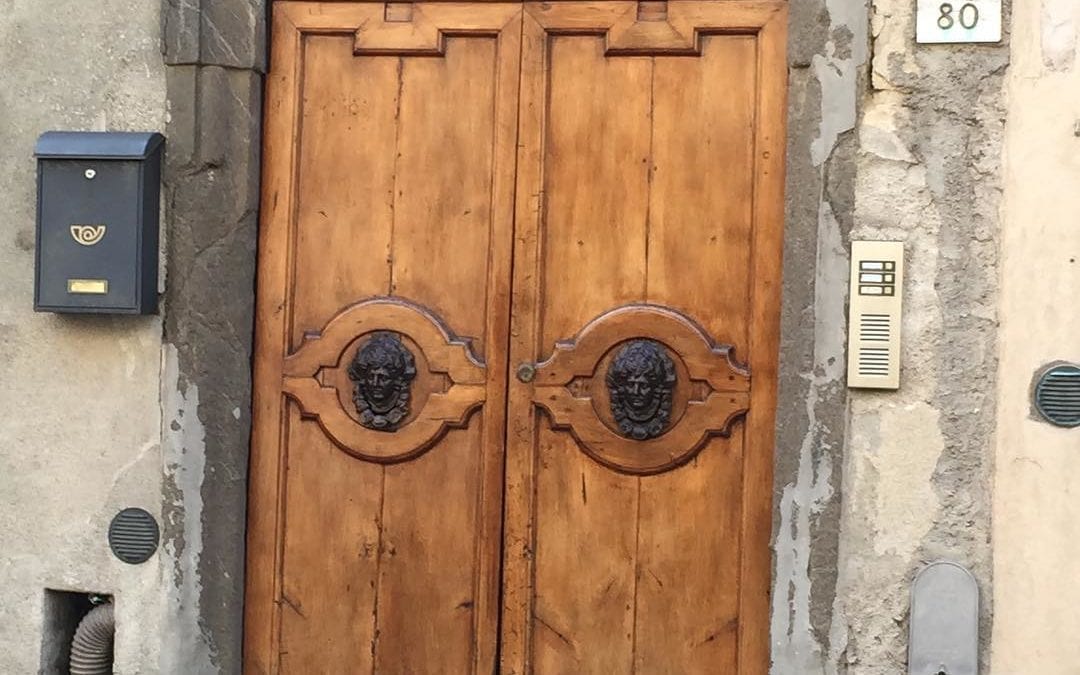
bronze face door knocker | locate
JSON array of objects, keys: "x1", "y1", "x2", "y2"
[
  {"x1": 605, "y1": 339, "x2": 677, "y2": 440},
  {"x1": 348, "y1": 332, "x2": 417, "y2": 431}
]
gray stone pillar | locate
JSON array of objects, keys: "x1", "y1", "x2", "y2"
[{"x1": 159, "y1": 2, "x2": 265, "y2": 672}]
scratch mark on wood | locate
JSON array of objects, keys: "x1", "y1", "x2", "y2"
[
  {"x1": 535, "y1": 613, "x2": 576, "y2": 653},
  {"x1": 281, "y1": 593, "x2": 306, "y2": 618}
]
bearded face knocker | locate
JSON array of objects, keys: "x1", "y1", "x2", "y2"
[
  {"x1": 606, "y1": 339, "x2": 677, "y2": 440},
  {"x1": 348, "y1": 332, "x2": 417, "y2": 431}
]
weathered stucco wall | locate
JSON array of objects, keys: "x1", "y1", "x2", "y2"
[
  {"x1": 992, "y1": 0, "x2": 1080, "y2": 670},
  {"x1": 834, "y1": 0, "x2": 1007, "y2": 667},
  {"x1": 0, "y1": 0, "x2": 168, "y2": 672},
  {"x1": 772, "y1": 0, "x2": 866, "y2": 669},
  {"x1": 773, "y1": 0, "x2": 1008, "y2": 672}
]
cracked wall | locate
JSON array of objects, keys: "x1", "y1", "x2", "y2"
[
  {"x1": 774, "y1": 0, "x2": 1006, "y2": 672},
  {"x1": 836, "y1": 0, "x2": 1007, "y2": 669},
  {"x1": 0, "y1": 0, "x2": 168, "y2": 672}
]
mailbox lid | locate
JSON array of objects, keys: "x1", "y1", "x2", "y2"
[{"x1": 35, "y1": 131, "x2": 164, "y2": 160}]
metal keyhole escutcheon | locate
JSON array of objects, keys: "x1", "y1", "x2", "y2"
[{"x1": 516, "y1": 362, "x2": 536, "y2": 383}]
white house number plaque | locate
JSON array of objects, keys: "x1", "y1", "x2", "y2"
[{"x1": 916, "y1": 0, "x2": 1002, "y2": 44}]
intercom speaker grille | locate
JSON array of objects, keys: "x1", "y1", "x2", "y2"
[
  {"x1": 107, "y1": 507, "x2": 160, "y2": 565},
  {"x1": 858, "y1": 313, "x2": 891, "y2": 342},
  {"x1": 1034, "y1": 363, "x2": 1080, "y2": 428},
  {"x1": 857, "y1": 346, "x2": 891, "y2": 377}
]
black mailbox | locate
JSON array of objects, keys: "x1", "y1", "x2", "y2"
[{"x1": 34, "y1": 131, "x2": 164, "y2": 314}]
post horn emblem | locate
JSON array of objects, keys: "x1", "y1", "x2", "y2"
[{"x1": 70, "y1": 225, "x2": 106, "y2": 246}]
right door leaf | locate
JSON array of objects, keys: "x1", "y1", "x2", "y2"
[{"x1": 502, "y1": 2, "x2": 789, "y2": 673}]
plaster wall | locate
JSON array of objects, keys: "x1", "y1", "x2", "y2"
[
  {"x1": 834, "y1": 0, "x2": 1007, "y2": 666},
  {"x1": 0, "y1": 0, "x2": 168, "y2": 672},
  {"x1": 773, "y1": 0, "x2": 1008, "y2": 671},
  {"x1": 992, "y1": 0, "x2": 1080, "y2": 669}
]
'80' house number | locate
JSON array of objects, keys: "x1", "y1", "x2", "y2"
[{"x1": 916, "y1": 0, "x2": 1001, "y2": 43}]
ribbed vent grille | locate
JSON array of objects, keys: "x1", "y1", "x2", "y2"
[
  {"x1": 108, "y1": 508, "x2": 159, "y2": 564},
  {"x1": 858, "y1": 345, "x2": 891, "y2": 377},
  {"x1": 1035, "y1": 364, "x2": 1080, "y2": 428},
  {"x1": 859, "y1": 313, "x2": 891, "y2": 342}
]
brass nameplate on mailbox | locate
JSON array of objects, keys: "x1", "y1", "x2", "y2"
[{"x1": 67, "y1": 279, "x2": 109, "y2": 295}]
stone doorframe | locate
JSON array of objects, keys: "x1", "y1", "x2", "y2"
[
  {"x1": 156, "y1": 1, "x2": 853, "y2": 670},
  {"x1": 160, "y1": 0, "x2": 264, "y2": 671}
]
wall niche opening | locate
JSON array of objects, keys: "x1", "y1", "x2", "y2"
[{"x1": 40, "y1": 589, "x2": 112, "y2": 675}]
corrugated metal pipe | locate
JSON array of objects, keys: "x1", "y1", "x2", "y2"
[{"x1": 69, "y1": 602, "x2": 114, "y2": 675}]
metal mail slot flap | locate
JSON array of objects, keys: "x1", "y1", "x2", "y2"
[{"x1": 909, "y1": 561, "x2": 979, "y2": 675}]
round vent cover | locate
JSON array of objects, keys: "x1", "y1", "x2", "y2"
[
  {"x1": 108, "y1": 508, "x2": 160, "y2": 564},
  {"x1": 1034, "y1": 363, "x2": 1080, "y2": 428}
]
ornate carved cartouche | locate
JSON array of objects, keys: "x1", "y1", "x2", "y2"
[
  {"x1": 347, "y1": 332, "x2": 417, "y2": 431},
  {"x1": 605, "y1": 339, "x2": 677, "y2": 440}
]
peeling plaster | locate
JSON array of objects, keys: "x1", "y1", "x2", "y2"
[
  {"x1": 771, "y1": 202, "x2": 848, "y2": 673},
  {"x1": 161, "y1": 344, "x2": 216, "y2": 673},
  {"x1": 859, "y1": 94, "x2": 916, "y2": 164},
  {"x1": 770, "y1": 0, "x2": 868, "y2": 668},
  {"x1": 856, "y1": 404, "x2": 942, "y2": 559},
  {"x1": 831, "y1": 0, "x2": 1006, "y2": 666},
  {"x1": 811, "y1": 50, "x2": 858, "y2": 168},
  {"x1": 811, "y1": 0, "x2": 869, "y2": 167}
]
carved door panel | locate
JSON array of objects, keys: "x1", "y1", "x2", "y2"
[
  {"x1": 501, "y1": 3, "x2": 787, "y2": 674},
  {"x1": 245, "y1": 4, "x2": 522, "y2": 673}
]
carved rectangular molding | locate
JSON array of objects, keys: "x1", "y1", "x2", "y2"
[
  {"x1": 637, "y1": 1, "x2": 669, "y2": 22},
  {"x1": 525, "y1": 0, "x2": 786, "y2": 55},
  {"x1": 383, "y1": 2, "x2": 414, "y2": 22},
  {"x1": 274, "y1": 2, "x2": 522, "y2": 56}
]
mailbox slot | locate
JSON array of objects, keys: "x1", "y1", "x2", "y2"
[{"x1": 34, "y1": 132, "x2": 164, "y2": 314}]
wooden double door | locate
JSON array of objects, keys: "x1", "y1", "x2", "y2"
[{"x1": 246, "y1": 2, "x2": 787, "y2": 673}]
